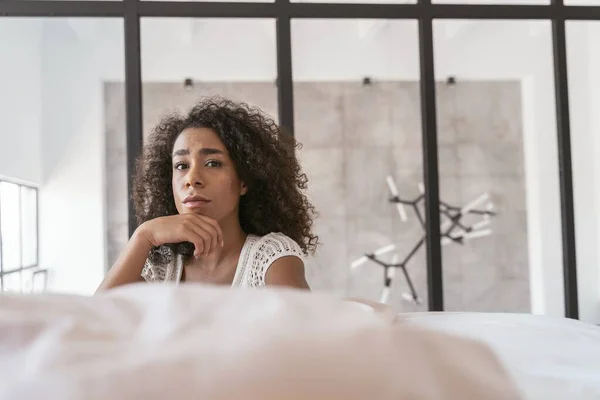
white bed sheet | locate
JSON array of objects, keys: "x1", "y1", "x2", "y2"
[
  {"x1": 395, "y1": 312, "x2": 600, "y2": 400},
  {"x1": 0, "y1": 284, "x2": 522, "y2": 400}
]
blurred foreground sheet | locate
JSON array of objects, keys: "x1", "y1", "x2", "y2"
[{"x1": 0, "y1": 283, "x2": 522, "y2": 400}]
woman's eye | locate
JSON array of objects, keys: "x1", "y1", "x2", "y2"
[
  {"x1": 174, "y1": 162, "x2": 187, "y2": 170},
  {"x1": 206, "y1": 160, "x2": 222, "y2": 168}
]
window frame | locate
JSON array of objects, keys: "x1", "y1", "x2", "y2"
[{"x1": 0, "y1": 0, "x2": 591, "y2": 317}]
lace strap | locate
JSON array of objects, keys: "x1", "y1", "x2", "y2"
[
  {"x1": 141, "y1": 246, "x2": 175, "y2": 283},
  {"x1": 141, "y1": 259, "x2": 168, "y2": 282},
  {"x1": 141, "y1": 254, "x2": 181, "y2": 283},
  {"x1": 247, "y1": 232, "x2": 305, "y2": 288}
]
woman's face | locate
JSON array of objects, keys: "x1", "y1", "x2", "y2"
[{"x1": 171, "y1": 127, "x2": 247, "y2": 221}]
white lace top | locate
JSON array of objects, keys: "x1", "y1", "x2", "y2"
[{"x1": 140, "y1": 232, "x2": 305, "y2": 288}]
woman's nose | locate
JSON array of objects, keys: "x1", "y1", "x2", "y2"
[{"x1": 185, "y1": 168, "x2": 204, "y2": 188}]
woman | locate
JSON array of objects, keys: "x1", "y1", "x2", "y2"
[{"x1": 97, "y1": 97, "x2": 318, "y2": 291}]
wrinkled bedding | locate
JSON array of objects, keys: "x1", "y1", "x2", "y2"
[
  {"x1": 395, "y1": 312, "x2": 600, "y2": 400},
  {"x1": 0, "y1": 283, "x2": 522, "y2": 400}
]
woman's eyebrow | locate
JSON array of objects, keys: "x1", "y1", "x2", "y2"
[
  {"x1": 173, "y1": 148, "x2": 189, "y2": 157},
  {"x1": 199, "y1": 148, "x2": 224, "y2": 155},
  {"x1": 172, "y1": 148, "x2": 224, "y2": 157}
]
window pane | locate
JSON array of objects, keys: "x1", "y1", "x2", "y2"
[
  {"x1": 564, "y1": 0, "x2": 600, "y2": 5},
  {"x1": 0, "y1": 18, "x2": 126, "y2": 295},
  {"x1": 100, "y1": 17, "x2": 281, "y2": 275},
  {"x1": 32, "y1": 269, "x2": 48, "y2": 293},
  {"x1": 15, "y1": 0, "x2": 120, "y2": 2},
  {"x1": 1, "y1": 268, "x2": 46, "y2": 294},
  {"x1": 292, "y1": 20, "x2": 426, "y2": 310},
  {"x1": 103, "y1": 17, "x2": 280, "y2": 269},
  {"x1": 21, "y1": 186, "x2": 38, "y2": 267},
  {"x1": 292, "y1": 0, "x2": 414, "y2": 4},
  {"x1": 140, "y1": 18, "x2": 278, "y2": 140},
  {"x1": 0, "y1": 181, "x2": 21, "y2": 271},
  {"x1": 2, "y1": 272, "x2": 22, "y2": 293},
  {"x1": 433, "y1": 20, "x2": 564, "y2": 315},
  {"x1": 142, "y1": 0, "x2": 272, "y2": 2},
  {"x1": 567, "y1": 21, "x2": 600, "y2": 325},
  {"x1": 433, "y1": 0, "x2": 547, "y2": 5}
]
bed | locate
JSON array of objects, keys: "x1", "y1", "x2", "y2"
[
  {"x1": 0, "y1": 284, "x2": 598, "y2": 399},
  {"x1": 395, "y1": 311, "x2": 600, "y2": 399}
]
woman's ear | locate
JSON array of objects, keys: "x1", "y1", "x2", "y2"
[{"x1": 241, "y1": 182, "x2": 248, "y2": 196}]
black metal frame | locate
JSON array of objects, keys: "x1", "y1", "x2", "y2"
[
  {"x1": 0, "y1": 0, "x2": 592, "y2": 318},
  {"x1": 0, "y1": 179, "x2": 40, "y2": 292}
]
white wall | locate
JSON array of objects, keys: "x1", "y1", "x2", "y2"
[
  {"x1": 0, "y1": 20, "x2": 42, "y2": 186},
  {"x1": 0, "y1": 18, "x2": 122, "y2": 295},
  {"x1": 38, "y1": 19, "x2": 123, "y2": 295},
  {"x1": 592, "y1": 26, "x2": 600, "y2": 324},
  {"x1": 567, "y1": 22, "x2": 600, "y2": 323},
  {"x1": 523, "y1": 41, "x2": 565, "y2": 318}
]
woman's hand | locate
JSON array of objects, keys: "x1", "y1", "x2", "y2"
[
  {"x1": 138, "y1": 214, "x2": 224, "y2": 257},
  {"x1": 96, "y1": 213, "x2": 223, "y2": 292}
]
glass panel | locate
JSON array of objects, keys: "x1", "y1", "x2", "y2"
[
  {"x1": 567, "y1": 21, "x2": 600, "y2": 325},
  {"x1": 2, "y1": 272, "x2": 23, "y2": 294},
  {"x1": 564, "y1": 0, "x2": 600, "y2": 6},
  {"x1": 434, "y1": 0, "x2": 547, "y2": 5},
  {"x1": 117, "y1": 17, "x2": 279, "y2": 274},
  {"x1": 15, "y1": 0, "x2": 120, "y2": 1},
  {"x1": 0, "y1": 181, "x2": 21, "y2": 271},
  {"x1": 140, "y1": 18, "x2": 278, "y2": 141},
  {"x1": 292, "y1": 0, "x2": 414, "y2": 4},
  {"x1": 21, "y1": 186, "x2": 38, "y2": 267},
  {"x1": 0, "y1": 18, "x2": 126, "y2": 295},
  {"x1": 142, "y1": 0, "x2": 272, "y2": 2},
  {"x1": 0, "y1": 269, "x2": 43, "y2": 294},
  {"x1": 32, "y1": 269, "x2": 49, "y2": 293},
  {"x1": 433, "y1": 20, "x2": 564, "y2": 315},
  {"x1": 292, "y1": 19, "x2": 426, "y2": 310}
]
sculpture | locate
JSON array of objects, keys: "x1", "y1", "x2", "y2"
[{"x1": 350, "y1": 176, "x2": 496, "y2": 305}]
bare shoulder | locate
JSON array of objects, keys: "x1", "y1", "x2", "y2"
[
  {"x1": 258, "y1": 232, "x2": 310, "y2": 290},
  {"x1": 265, "y1": 254, "x2": 310, "y2": 290}
]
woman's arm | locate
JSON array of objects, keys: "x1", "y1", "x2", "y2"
[
  {"x1": 264, "y1": 256, "x2": 310, "y2": 290},
  {"x1": 95, "y1": 228, "x2": 153, "y2": 293},
  {"x1": 96, "y1": 214, "x2": 223, "y2": 293}
]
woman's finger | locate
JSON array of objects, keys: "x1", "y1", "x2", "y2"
[
  {"x1": 184, "y1": 221, "x2": 214, "y2": 256},
  {"x1": 180, "y1": 221, "x2": 205, "y2": 257},
  {"x1": 189, "y1": 214, "x2": 224, "y2": 248},
  {"x1": 197, "y1": 220, "x2": 220, "y2": 254}
]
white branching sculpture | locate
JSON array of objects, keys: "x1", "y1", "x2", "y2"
[{"x1": 350, "y1": 176, "x2": 496, "y2": 305}]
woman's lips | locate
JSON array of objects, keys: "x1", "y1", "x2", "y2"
[
  {"x1": 182, "y1": 194, "x2": 211, "y2": 208},
  {"x1": 183, "y1": 200, "x2": 211, "y2": 208}
]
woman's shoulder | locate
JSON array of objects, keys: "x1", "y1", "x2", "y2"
[
  {"x1": 250, "y1": 232, "x2": 306, "y2": 261},
  {"x1": 241, "y1": 232, "x2": 305, "y2": 288}
]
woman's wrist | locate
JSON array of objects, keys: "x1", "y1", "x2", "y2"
[{"x1": 131, "y1": 222, "x2": 154, "y2": 251}]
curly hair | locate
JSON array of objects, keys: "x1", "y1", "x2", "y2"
[{"x1": 133, "y1": 96, "x2": 318, "y2": 265}]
